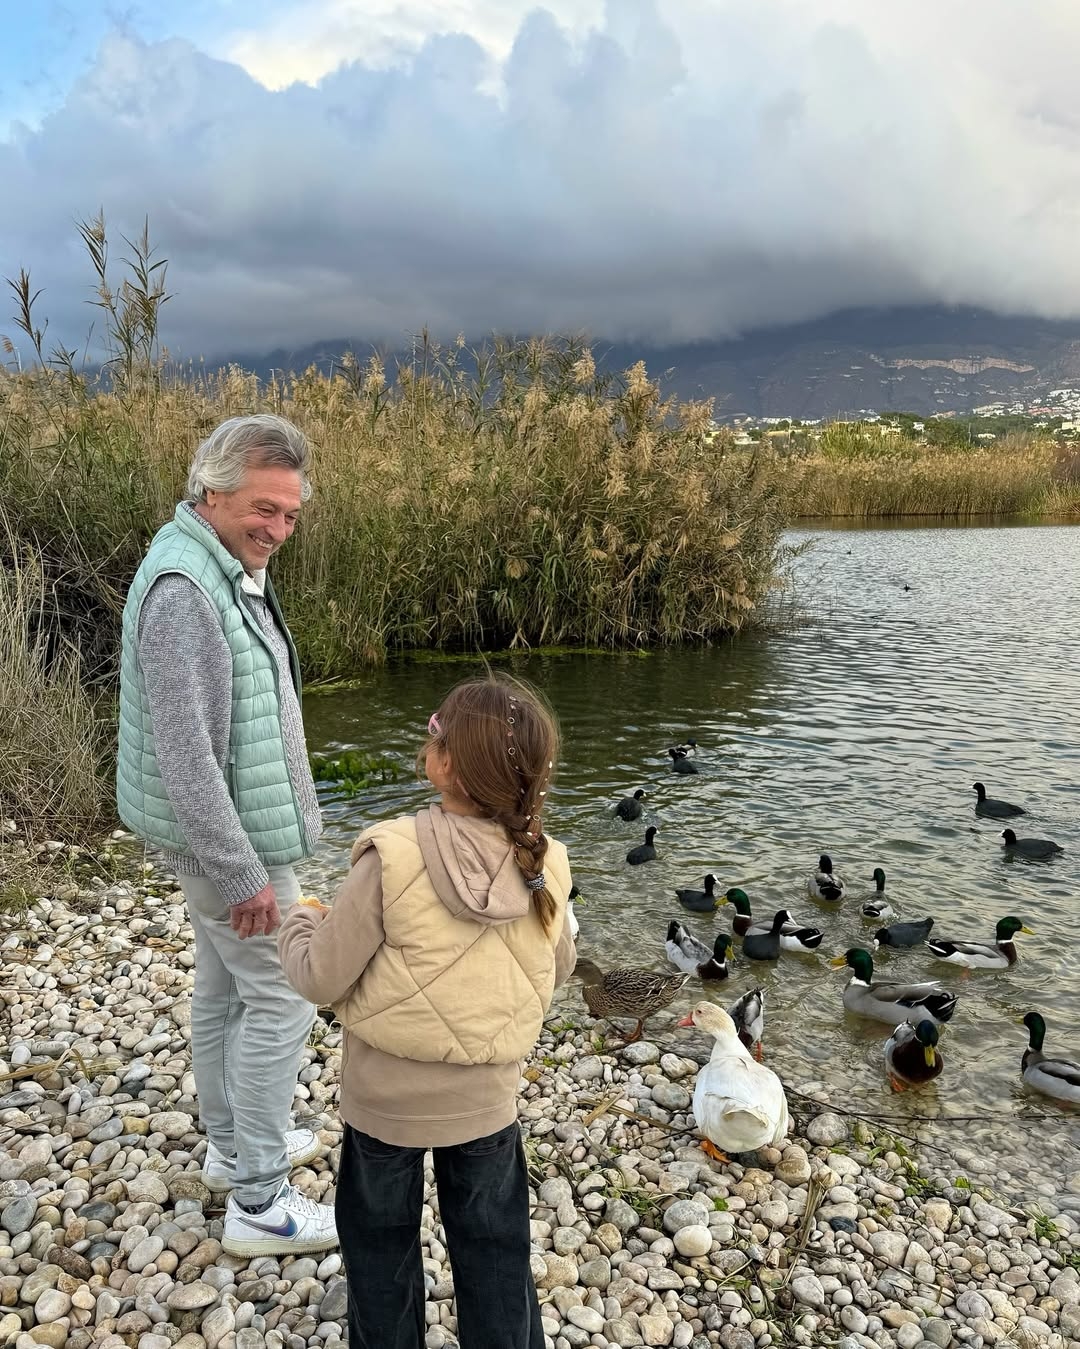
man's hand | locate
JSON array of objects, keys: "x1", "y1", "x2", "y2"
[{"x1": 230, "y1": 883, "x2": 281, "y2": 939}]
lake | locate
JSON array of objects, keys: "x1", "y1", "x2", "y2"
[{"x1": 301, "y1": 519, "x2": 1080, "y2": 1204}]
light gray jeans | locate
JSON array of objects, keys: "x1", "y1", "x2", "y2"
[{"x1": 179, "y1": 865, "x2": 316, "y2": 1206}]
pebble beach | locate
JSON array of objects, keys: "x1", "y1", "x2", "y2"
[{"x1": 2, "y1": 830, "x2": 1080, "y2": 1349}]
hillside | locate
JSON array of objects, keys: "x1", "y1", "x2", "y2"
[{"x1": 226, "y1": 306, "x2": 1080, "y2": 420}]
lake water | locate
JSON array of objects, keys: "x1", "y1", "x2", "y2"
[{"x1": 301, "y1": 519, "x2": 1080, "y2": 1204}]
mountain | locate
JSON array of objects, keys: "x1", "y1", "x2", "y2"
[{"x1": 225, "y1": 305, "x2": 1080, "y2": 420}]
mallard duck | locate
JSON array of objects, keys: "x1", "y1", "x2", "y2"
[
  {"x1": 873, "y1": 917, "x2": 935, "y2": 949},
  {"x1": 627, "y1": 826, "x2": 659, "y2": 865},
  {"x1": 861, "y1": 867, "x2": 894, "y2": 921},
  {"x1": 567, "y1": 885, "x2": 583, "y2": 939},
  {"x1": 808, "y1": 854, "x2": 845, "y2": 903},
  {"x1": 1001, "y1": 829, "x2": 1063, "y2": 859},
  {"x1": 973, "y1": 781, "x2": 1024, "y2": 818},
  {"x1": 668, "y1": 748, "x2": 699, "y2": 775},
  {"x1": 677, "y1": 1001, "x2": 789, "y2": 1162},
  {"x1": 676, "y1": 874, "x2": 720, "y2": 913},
  {"x1": 728, "y1": 987, "x2": 766, "y2": 1061},
  {"x1": 666, "y1": 921, "x2": 732, "y2": 980},
  {"x1": 614, "y1": 789, "x2": 647, "y2": 821},
  {"x1": 1020, "y1": 1012, "x2": 1080, "y2": 1104},
  {"x1": 674, "y1": 739, "x2": 698, "y2": 758},
  {"x1": 741, "y1": 910, "x2": 787, "y2": 962},
  {"x1": 721, "y1": 889, "x2": 824, "y2": 952},
  {"x1": 574, "y1": 958, "x2": 689, "y2": 1043},
  {"x1": 830, "y1": 948, "x2": 958, "y2": 1026},
  {"x1": 884, "y1": 1020, "x2": 943, "y2": 1091},
  {"x1": 927, "y1": 916, "x2": 1033, "y2": 970}
]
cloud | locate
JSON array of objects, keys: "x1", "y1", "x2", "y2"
[{"x1": 3, "y1": 0, "x2": 1080, "y2": 361}]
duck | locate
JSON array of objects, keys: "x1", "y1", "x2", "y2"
[
  {"x1": 674, "y1": 739, "x2": 699, "y2": 758},
  {"x1": 665, "y1": 922, "x2": 732, "y2": 980},
  {"x1": 741, "y1": 910, "x2": 788, "y2": 962},
  {"x1": 861, "y1": 867, "x2": 895, "y2": 921},
  {"x1": 1020, "y1": 1012, "x2": 1080, "y2": 1104},
  {"x1": 873, "y1": 917, "x2": 935, "y2": 949},
  {"x1": 574, "y1": 958, "x2": 689, "y2": 1044},
  {"x1": 677, "y1": 1001, "x2": 789, "y2": 1162},
  {"x1": 675, "y1": 874, "x2": 720, "y2": 912},
  {"x1": 973, "y1": 781, "x2": 1025, "y2": 818},
  {"x1": 627, "y1": 826, "x2": 659, "y2": 865},
  {"x1": 830, "y1": 948, "x2": 958, "y2": 1027},
  {"x1": 808, "y1": 854, "x2": 845, "y2": 903},
  {"x1": 1001, "y1": 829, "x2": 1063, "y2": 860},
  {"x1": 927, "y1": 916, "x2": 1033, "y2": 970},
  {"x1": 567, "y1": 885, "x2": 583, "y2": 940},
  {"x1": 614, "y1": 789, "x2": 647, "y2": 821},
  {"x1": 668, "y1": 748, "x2": 699, "y2": 775},
  {"x1": 884, "y1": 1020, "x2": 943, "y2": 1091},
  {"x1": 721, "y1": 889, "x2": 823, "y2": 951},
  {"x1": 728, "y1": 986, "x2": 766, "y2": 1061}
]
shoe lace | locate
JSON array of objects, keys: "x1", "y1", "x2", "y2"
[{"x1": 281, "y1": 1184, "x2": 325, "y2": 1219}]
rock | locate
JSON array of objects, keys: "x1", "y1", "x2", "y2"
[
  {"x1": 538, "y1": 1178, "x2": 574, "y2": 1208},
  {"x1": 652, "y1": 1082, "x2": 691, "y2": 1111},
  {"x1": 34, "y1": 1289, "x2": 72, "y2": 1322},
  {"x1": 320, "y1": 1277, "x2": 348, "y2": 1322},
  {"x1": 567, "y1": 1306, "x2": 606, "y2": 1334},
  {"x1": 774, "y1": 1146, "x2": 811, "y2": 1186},
  {"x1": 570, "y1": 1055, "x2": 604, "y2": 1083},
  {"x1": 538, "y1": 1255, "x2": 579, "y2": 1289},
  {"x1": 0, "y1": 1197, "x2": 37, "y2": 1235},
  {"x1": 791, "y1": 1274, "x2": 825, "y2": 1308},
  {"x1": 168, "y1": 1175, "x2": 212, "y2": 1205},
  {"x1": 805, "y1": 1113, "x2": 847, "y2": 1146},
  {"x1": 639, "y1": 1312, "x2": 675, "y2": 1346},
  {"x1": 673, "y1": 1225, "x2": 713, "y2": 1257},
  {"x1": 920, "y1": 1318, "x2": 953, "y2": 1347},
  {"x1": 921, "y1": 1199, "x2": 953, "y2": 1232},
  {"x1": 201, "y1": 1305, "x2": 236, "y2": 1349},
  {"x1": 578, "y1": 1257, "x2": 612, "y2": 1289},
  {"x1": 166, "y1": 1281, "x2": 221, "y2": 1311},
  {"x1": 955, "y1": 1291, "x2": 991, "y2": 1320},
  {"x1": 868, "y1": 1230, "x2": 909, "y2": 1267},
  {"x1": 759, "y1": 1199, "x2": 789, "y2": 1229},
  {"x1": 840, "y1": 1306, "x2": 869, "y2": 1334},
  {"x1": 125, "y1": 1235, "x2": 165, "y2": 1272},
  {"x1": 44, "y1": 1247, "x2": 93, "y2": 1282},
  {"x1": 620, "y1": 1041, "x2": 660, "y2": 1065},
  {"x1": 662, "y1": 1199, "x2": 711, "y2": 1234},
  {"x1": 604, "y1": 1198, "x2": 640, "y2": 1234},
  {"x1": 148, "y1": 1111, "x2": 193, "y2": 1138},
  {"x1": 126, "y1": 1174, "x2": 169, "y2": 1205},
  {"x1": 28, "y1": 1325, "x2": 69, "y2": 1348},
  {"x1": 1050, "y1": 1271, "x2": 1080, "y2": 1304}
]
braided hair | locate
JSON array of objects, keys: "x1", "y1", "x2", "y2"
[{"x1": 420, "y1": 673, "x2": 561, "y2": 933}]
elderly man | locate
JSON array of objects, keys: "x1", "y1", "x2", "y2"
[{"x1": 117, "y1": 414, "x2": 337, "y2": 1256}]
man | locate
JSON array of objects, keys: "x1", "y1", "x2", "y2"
[{"x1": 117, "y1": 413, "x2": 337, "y2": 1256}]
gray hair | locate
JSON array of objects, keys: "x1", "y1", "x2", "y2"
[{"x1": 186, "y1": 414, "x2": 313, "y2": 502}]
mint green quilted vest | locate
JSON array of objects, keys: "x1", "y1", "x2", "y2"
[{"x1": 116, "y1": 505, "x2": 311, "y2": 865}]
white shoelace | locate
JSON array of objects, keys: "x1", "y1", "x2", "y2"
[{"x1": 280, "y1": 1184, "x2": 326, "y2": 1219}]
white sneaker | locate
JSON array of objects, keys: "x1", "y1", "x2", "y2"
[
  {"x1": 222, "y1": 1181, "x2": 339, "y2": 1256},
  {"x1": 201, "y1": 1127, "x2": 322, "y2": 1193}
]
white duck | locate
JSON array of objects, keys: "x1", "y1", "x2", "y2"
[
  {"x1": 567, "y1": 885, "x2": 583, "y2": 939},
  {"x1": 678, "y1": 1001, "x2": 790, "y2": 1162}
]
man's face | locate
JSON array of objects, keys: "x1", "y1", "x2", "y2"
[{"x1": 200, "y1": 464, "x2": 304, "y2": 574}]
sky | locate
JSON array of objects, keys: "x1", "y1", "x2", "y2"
[{"x1": 3, "y1": 0, "x2": 1080, "y2": 361}]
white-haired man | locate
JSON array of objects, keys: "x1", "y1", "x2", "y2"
[{"x1": 117, "y1": 414, "x2": 337, "y2": 1256}]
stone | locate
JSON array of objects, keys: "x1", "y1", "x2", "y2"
[
  {"x1": 673, "y1": 1225, "x2": 712, "y2": 1258},
  {"x1": 34, "y1": 1289, "x2": 73, "y2": 1322},
  {"x1": 578, "y1": 1257, "x2": 612, "y2": 1289},
  {"x1": 125, "y1": 1235, "x2": 165, "y2": 1273},
  {"x1": 28, "y1": 1326, "x2": 69, "y2": 1349},
  {"x1": 662, "y1": 1199, "x2": 711, "y2": 1234},
  {"x1": 639, "y1": 1312, "x2": 675, "y2": 1346},
  {"x1": 604, "y1": 1199, "x2": 640, "y2": 1235},
  {"x1": 567, "y1": 1306, "x2": 605, "y2": 1334},
  {"x1": 805, "y1": 1114, "x2": 847, "y2": 1146},
  {"x1": 0, "y1": 1197, "x2": 37, "y2": 1236},
  {"x1": 840, "y1": 1306, "x2": 869, "y2": 1334},
  {"x1": 955, "y1": 1291, "x2": 991, "y2": 1321},
  {"x1": 774, "y1": 1146, "x2": 811, "y2": 1186},
  {"x1": 921, "y1": 1200, "x2": 952, "y2": 1232},
  {"x1": 868, "y1": 1230, "x2": 909, "y2": 1267},
  {"x1": 44, "y1": 1247, "x2": 93, "y2": 1282},
  {"x1": 791, "y1": 1274, "x2": 825, "y2": 1308},
  {"x1": 920, "y1": 1318, "x2": 953, "y2": 1348},
  {"x1": 148, "y1": 1112, "x2": 193, "y2": 1139},
  {"x1": 201, "y1": 1305, "x2": 236, "y2": 1349},
  {"x1": 538, "y1": 1178, "x2": 574, "y2": 1208},
  {"x1": 166, "y1": 1282, "x2": 221, "y2": 1311},
  {"x1": 652, "y1": 1082, "x2": 691, "y2": 1111},
  {"x1": 320, "y1": 1277, "x2": 347, "y2": 1322},
  {"x1": 126, "y1": 1174, "x2": 169, "y2": 1205},
  {"x1": 620, "y1": 1042, "x2": 660, "y2": 1065},
  {"x1": 570, "y1": 1055, "x2": 604, "y2": 1083},
  {"x1": 758, "y1": 1199, "x2": 789, "y2": 1229},
  {"x1": 538, "y1": 1255, "x2": 578, "y2": 1289},
  {"x1": 1050, "y1": 1271, "x2": 1080, "y2": 1304}
]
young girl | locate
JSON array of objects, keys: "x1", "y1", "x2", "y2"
[{"x1": 279, "y1": 674, "x2": 576, "y2": 1349}]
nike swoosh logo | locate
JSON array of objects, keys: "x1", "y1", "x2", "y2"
[{"x1": 241, "y1": 1213, "x2": 299, "y2": 1238}]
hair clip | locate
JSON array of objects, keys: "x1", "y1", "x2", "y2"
[{"x1": 525, "y1": 873, "x2": 546, "y2": 891}]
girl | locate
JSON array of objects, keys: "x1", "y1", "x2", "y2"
[{"x1": 279, "y1": 674, "x2": 576, "y2": 1349}]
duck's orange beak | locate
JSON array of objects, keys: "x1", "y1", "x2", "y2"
[{"x1": 677, "y1": 1013, "x2": 695, "y2": 1028}]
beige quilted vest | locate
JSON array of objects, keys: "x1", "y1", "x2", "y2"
[{"x1": 333, "y1": 816, "x2": 571, "y2": 1065}]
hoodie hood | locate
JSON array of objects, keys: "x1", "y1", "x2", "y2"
[{"x1": 415, "y1": 804, "x2": 533, "y2": 926}]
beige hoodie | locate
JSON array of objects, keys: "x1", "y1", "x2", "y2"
[{"x1": 279, "y1": 805, "x2": 576, "y2": 1147}]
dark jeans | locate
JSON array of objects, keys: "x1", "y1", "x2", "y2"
[{"x1": 336, "y1": 1121, "x2": 545, "y2": 1349}]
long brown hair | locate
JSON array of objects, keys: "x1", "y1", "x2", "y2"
[{"x1": 420, "y1": 673, "x2": 561, "y2": 933}]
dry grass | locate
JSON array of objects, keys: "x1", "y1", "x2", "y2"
[{"x1": 784, "y1": 433, "x2": 1080, "y2": 520}]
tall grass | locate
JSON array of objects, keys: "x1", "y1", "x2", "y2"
[
  {"x1": 784, "y1": 435, "x2": 1080, "y2": 520},
  {"x1": 0, "y1": 520, "x2": 113, "y2": 840}
]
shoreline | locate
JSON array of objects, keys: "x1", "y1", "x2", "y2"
[{"x1": 1, "y1": 837, "x2": 1079, "y2": 1349}]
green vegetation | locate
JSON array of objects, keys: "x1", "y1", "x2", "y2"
[{"x1": 308, "y1": 750, "x2": 404, "y2": 796}]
